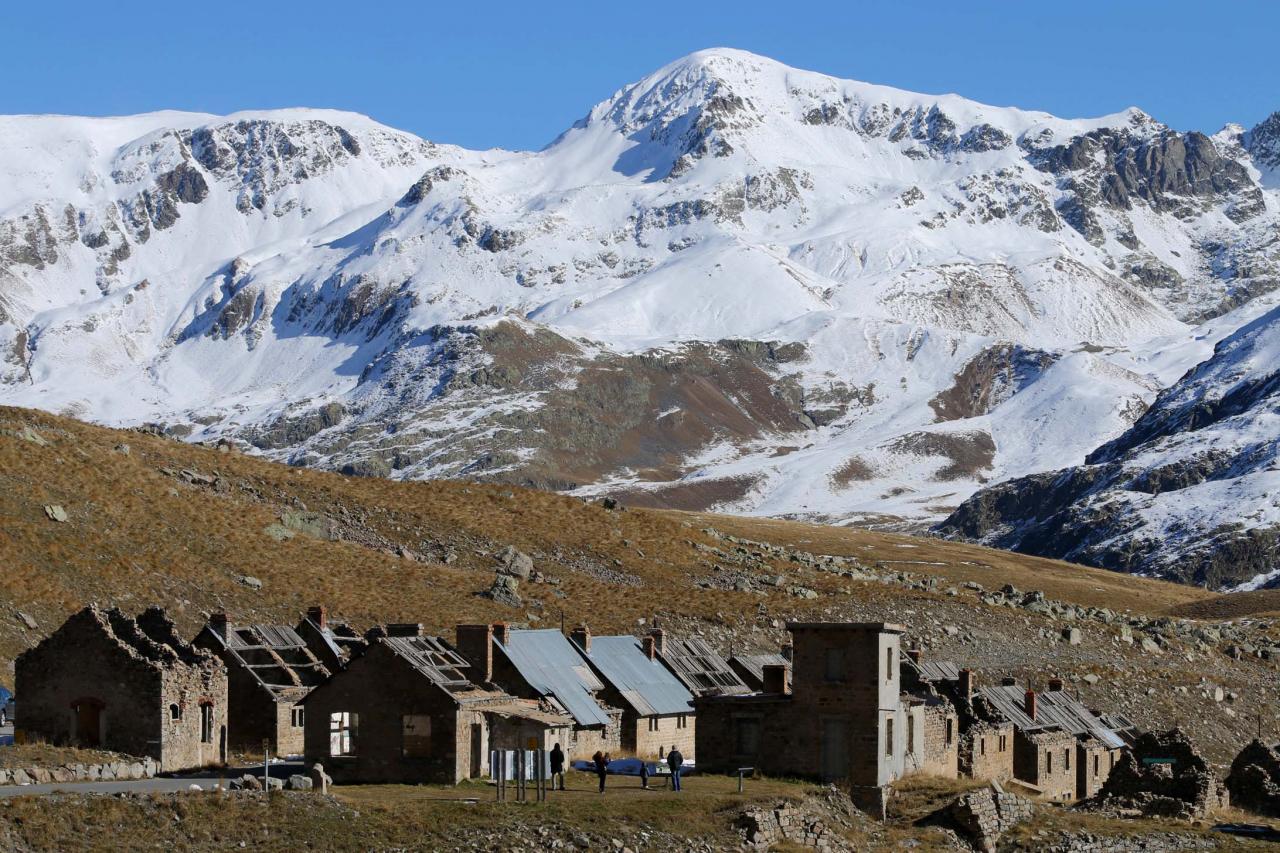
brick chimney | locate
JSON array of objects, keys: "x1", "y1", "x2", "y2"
[
  {"x1": 492, "y1": 621, "x2": 510, "y2": 647},
  {"x1": 306, "y1": 605, "x2": 327, "y2": 629},
  {"x1": 1048, "y1": 677, "x2": 1064, "y2": 692},
  {"x1": 1024, "y1": 689, "x2": 1038, "y2": 722},
  {"x1": 763, "y1": 663, "x2": 791, "y2": 695},
  {"x1": 780, "y1": 642, "x2": 793, "y2": 662},
  {"x1": 958, "y1": 668, "x2": 975, "y2": 701},
  {"x1": 1001, "y1": 676, "x2": 1018, "y2": 687},
  {"x1": 571, "y1": 625, "x2": 591, "y2": 653},
  {"x1": 455, "y1": 624, "x2": 494, "y2": 683},
  {"x1": 386, "y1": 623, "x2": 423, "y2": 637},
  {"x1": 642, "y1": 635, "x2": 657, "y2": 660},
  {"x1": 210, "y1": 612, "x2": 229, "y2": 638},
  {"x1": 649, "y1": 628, "x2": 666, "y2": 656},
  {"x1": 907, "y1": 647, "x2": 922, "y2": 664}
]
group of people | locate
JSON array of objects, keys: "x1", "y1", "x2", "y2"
[{"x1": 547, "y1": 743, "x2": 685, "y2": 794}]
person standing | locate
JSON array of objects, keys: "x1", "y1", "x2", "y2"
[
  {"x1": 668, "y1": 746, "x2": 684, "y2": 792},
  {"x1": 549, "y1": 743, "x2": 565, "y2": 791},
  {"x1": 593, "y1": 750, "x2": 609, "y2": 794},
  {"x1": 639, "y1": 759, "x2": 650, "y2": 789}
]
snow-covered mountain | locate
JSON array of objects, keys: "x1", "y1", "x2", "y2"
[
  {"x1": 940, "y1": 304, "x2": 1280, "y2": 590},
  {"x1": 3, "y1": 49, "x2": 1280, "y2": 562}
]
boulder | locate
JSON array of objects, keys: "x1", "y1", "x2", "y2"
[
  {"x1": 286, "y1": 774, "x2": 313, "y2": 791},
  {"x1": 42, "y1": 504, "x2": 68, "y2": 523},
  {"x1": 308, "y1": 762, "x2": 332, "y2": 794},
  {"x1": 494, "y1": 545, "x2": 533, "y2": 579}
]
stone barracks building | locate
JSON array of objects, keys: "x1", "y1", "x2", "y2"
[
  {"x1": 569, "y1": 628, "x2": 696, "y2": 759},
  {"x1": 695, "y1": 622, "x2": 933, "y2": 813},
  {"x1": 304, "y1": 624, "x2": 571, "y2": 784},
  {"x1": 16, "y1": 606, "x2": 228, "y2": 772}
]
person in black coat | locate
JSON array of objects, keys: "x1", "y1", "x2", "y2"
[
  {"x1": 549, "y1": 743, "x2": 565, "y2": 791},
  {"x1": 593, "y1": 750, "x2": 609, "y2": 793},
  {"x1": 668, "y1": 746, "x2": 684, "y2": 792}
]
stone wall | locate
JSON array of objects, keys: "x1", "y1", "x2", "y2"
[
  {"x1": 1015, "y1": 729, "x2": 1076, "y2": 801},
  {"x1": 962, "y1": 721, "x2": 1014, "y2": 782},
  {"x1": 0, "y1": 757, "x2": 157, "y2": 786},
  {"x1": 633, "y1": 712, "x2": 695, "y2": 760},
  {"x1": 917, "y1": 703, "x2": 958, "y2": 778},
  {"x1": 1226, "y1": 739, "x2": 1280, "y2": 817},
  {"x1": 1088, "y1": 729, "x2": 1228, "y2": 819},
  {"x1": 1075, "y1": 741, "x2": 1121, "y2": 800},
  {"x1": 947, "y1": 783, "x2": 1034, "y2": 852}
]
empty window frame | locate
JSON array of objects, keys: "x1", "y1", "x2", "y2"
[
  {"x1": 169, "y1": 703, "x2": 181, "y2": 722},
  {"x1": 823, "y1": 648, "x2": 845, "y2": 683},
  {"x1": 291, "y1": 706, "x2": 305, "y2": 728},
  {"x1": 676, "y1": 715, "x2": 688, "y2": 730},
  {"x1": 199, "y1": 704, "x2": 214, "y2": 744},
  {"x1": 330, "y1": 712, "x2": 357, "y2": 756},
  {"x1": 735, "y1": 717, "x2": 761, "y2": 757},
  {"x1": 648, "y1": 717, "x2": 659, "y2": 733},
  {"x1": 945, "y1": 718, "x2": 954, "y2": 747},
  {"x1": 999, "y1": 734, "x2": 1008, "y2": 752},
  {"x1": 885, "y1": 717, "x2": 894, "y2": 757},
  {"x1": 884, "y1": 647, "x2": 894, "y2": 682},
  {"x1": 907, "y1": 716, "x2": 915, "y2": 754}
]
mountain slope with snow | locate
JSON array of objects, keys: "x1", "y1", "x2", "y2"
[{"x1": 2, "y1": 49, "x2": 1280, "y2": 563}]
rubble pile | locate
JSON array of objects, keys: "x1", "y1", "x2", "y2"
[
  {"x1": 1086, "y1": 729, "x2": 1228, "y2": 819},
  {"x1": 736, "y1": 786, "x2": 870, "y2": 851}
]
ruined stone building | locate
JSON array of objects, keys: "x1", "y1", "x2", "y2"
[
  {"x1": 695, "y1": 622, "x2": 925, "y2": 813},
  {"x1": 728, "y1": 650, "x2": 791, "y2": 693},
  {"x1": 292, "y1": 606, "x2": 366, "y2": 671},
  {"x1": 455, "y1": 623, "x2": 620, "y2": 760},
  {"x1": 303, "y1": 624, "x2": 571, "y2": 784},
  {"x1": 16, "y1": 606, "x2": 227, "y2": 772},
  {"x1": 193, "y1": 613, "x2": 332, "y2": 755},
  {"x1": 898, "y1": 649, "x2": 959, "y2": 778},
  {"x1": 569, "y1": 628, "x2": 696, "y2": 759},
  {"x1": 654, "y1": 631, "x2": 751, "y2": 697},
  {"x1": 977, "y1": 678, "x2": 1131, "y2": 800}
]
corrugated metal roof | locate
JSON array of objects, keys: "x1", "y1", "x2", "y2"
[
  {"x1": 576, "y1": 636, "x2": 694, "y2": 717},
  {"x1": 499, "y1": 629, "x2": 611, "y2": 727},
  {"x1": 979, "y1": 684, "x2": 1126, "y2": 749},
  {"x1": 226, "y1": 624, "x2": 307, "y2": 651},
  {"x1": 910, "y1": 659, "x2": 962, "y2": 682},
  {"x1": 660, "y1": 637, "x2": 750, "y2": 696}
]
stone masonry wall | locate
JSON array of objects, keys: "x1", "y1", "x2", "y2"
[
  {"x1": 633, "y1": 712, "x2": 695, "y2": 760},
  {"x1": 962, "y1": 721, "x2": 1015, "y2": 782}
]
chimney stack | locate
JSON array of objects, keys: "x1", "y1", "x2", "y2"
[
  {"x1": 1001, "y1": 676, "x2": 1017, "y2": 687},
  {"x1": 570, "y1": 625, "x2": 591, "y2": 653},
  {"x1": 642, "y1": 635, "x2": 657, "y2": 660},
  {"x1": 780, "y1": 642, "x2": 794, "y2": 662},
  {"x1": 492, "y1": 621, "x2": 510, "y2": 647},
  {"x1": 455, "y1": 624, "x2": 495, "y2": 683},
  {"x1": 762, "y1": 663, "x2": 791, "y2": 695},
  {"x1": 649, "y1": 628, "x2": 666, "y2": 656},
  {"x1": 210, "y1": 613, "x2": 229, "y2": 638},
  {"x1": 958, "y1": 668, "x2": 975, "y2": 701},
  {"x1": 1024, "y1": 689, "x2": 1038, "y2": 722},
  {"x1": 386, "y1": 623, "x2": 423, "y2": 637},
  {"x1": 907, "y1": 647, "x2": 922, "y2": 664},
  {"x1": 1048, "y1": 677, "x2": 1064, "y2": 692},
  {"x1": 306, "y1": 606, "x2": 327, "y2": 629}
]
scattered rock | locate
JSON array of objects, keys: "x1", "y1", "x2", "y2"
[
  {"x1": 239, "y1": 575, "x2": 263, "y2": 590},
  {"x1": 43, "y1": 504, "x2": 68, "y2": 523},
  {"x1": 15, "y1": 611, "x2": 38, "y2": 630}
]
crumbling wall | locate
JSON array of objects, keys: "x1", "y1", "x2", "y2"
[
  {"x1": 1088, "y1": 729, "x2": 1228, "y2": 819},
  {"x1": 947, "y1": 783, "x2": 1033, "y2": 852},
  {"x1": 1226, "y1": 739, "x2": 1280, "y2": 817},
  {"x1": 1015, "y1": 729, "x2": 1076, "y2": 801},
  {"x1": 918, "y1": 702, "x2": 959, "y2": 778}
]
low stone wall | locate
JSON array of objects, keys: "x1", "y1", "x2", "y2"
[
  {"x1": 0, "y1": 756, "x2": 157, "y2": 785},
  {"x1": 738, "y1": 804, "x2": 838, "y2": 850},
  {"x1": 948, "y1": 783, "x2": 1033, "y2": 852}
]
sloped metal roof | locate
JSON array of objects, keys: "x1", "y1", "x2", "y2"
[
  {"x1": 979, "y1": 683, "x2": 1126, "y2": 749},
  {"x1": 383, "y1": 635, "x2": 474, "y2": 690},
  {"x1": 659, "y1": 637, "x2": 750, "y2": 696},
  {"x1": 498, "y1": 629, "x2": 611, "y2": 727},
  {"x1": 908, "y1": 658, "x2": 962, "y2": 682},
  {"x1": 226, "y1": 624, "x2": 306, "y2": 650},
  {"x1": 576, "y1": 636, "x2": 694, "y2": 717}
]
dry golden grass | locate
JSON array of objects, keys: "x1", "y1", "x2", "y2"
[
  {"x1": 0, "y1": 743, "x2": 130, "y2": 770},
  {"x1": 0, "y1": 405, "x2": 1243, "y2": 677}
]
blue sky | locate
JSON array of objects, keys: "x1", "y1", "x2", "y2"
[{"x1": 5, "y1": 1, "x2": 1277, "y2": 150}]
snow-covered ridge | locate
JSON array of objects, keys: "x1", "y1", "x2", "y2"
[{"x1": 2, "y1": 48, "x2": 1279, "y2": 581}]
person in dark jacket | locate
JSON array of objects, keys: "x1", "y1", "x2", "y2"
[
  {"x1": 639, "y1": 759, "x2": 650, "y2": 789},
  {"x1": 593, "y1": 750, "x2": 609, "y2": 793},
  {"x1": 668, "y1": 746, "x2": 684, "y2": 792},
  {"x1": 549, "y1": 743, "x2": 565, "y2": 791}
]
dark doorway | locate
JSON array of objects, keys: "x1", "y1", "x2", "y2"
[
  {"x1": 470, "y1": 724, "x2": 484, "y2": 778},
  {"x1": 73, "y1": 699, "x2": 103, "y2": 746}
]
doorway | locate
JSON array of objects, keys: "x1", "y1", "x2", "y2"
[
  {"x1": 73, "y1": 698, "x2": 103, "y2": 747},
  {"x1": 820, "y1": 717, "x2": 849, "y2": 781},
  {"x1": 470, "y1": 724, "x2": 484, "y2": 778}
]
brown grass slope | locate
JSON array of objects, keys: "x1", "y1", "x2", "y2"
[{"x1": 0, "y1": 403, "x2": 1243, "y2": 677}]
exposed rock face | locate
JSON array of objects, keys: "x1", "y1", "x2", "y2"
[{"x1": 939, "y1": 305, "x2": 1280, "y2": 590}]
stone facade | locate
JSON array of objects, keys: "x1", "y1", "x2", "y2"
[
  {"x1": 1076, "y1": 738, "x2": 1122, "y2": 800},
  {"x1": 961, "y1": 721, "x2": 1015, "y2": 782},
  {"x1": 1016, "y1": 728, "x2": 1079, "y2": 801},
  {"x1": 15, "y1": 606, "x2": 228, "y2": 773},
  {"x1": 303, "y1": 630, "x2": 570, "y2": 784},
  {"x1": 632, "y1": 711, "x2": 695, "y2": 759},
  {"x1": 914, "y1": 701, "x2": 959, "y2": 777},
  {"x1": 697, "y1": 622, "x2": 913, "y2": 813}
]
